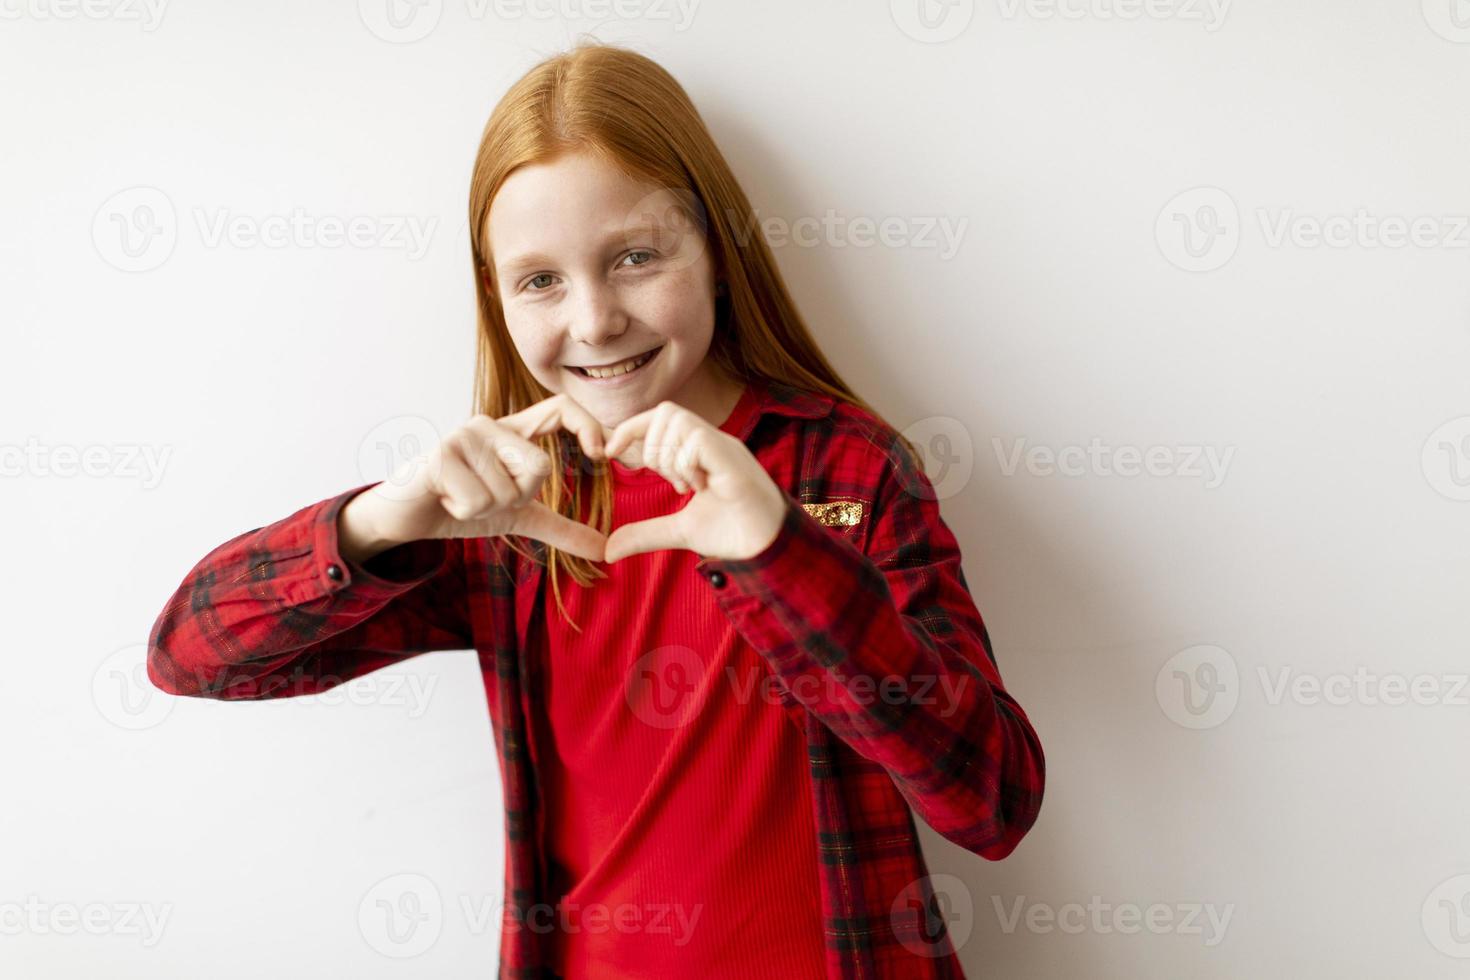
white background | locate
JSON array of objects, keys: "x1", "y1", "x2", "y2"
[{"x1": 3, "y1": 0, "x2": 1469, "y2": 976}]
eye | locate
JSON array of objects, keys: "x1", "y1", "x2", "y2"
[
  {"x1": 622, "y1": 249, "x2": 654, "y2": 268},
  {"x1": 525, "y1": 273, "x2": 557, "y2": 291}
]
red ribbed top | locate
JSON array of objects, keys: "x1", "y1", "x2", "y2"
[{"x1": 533, "y1": 383, "x2": 826, "y2": 978}]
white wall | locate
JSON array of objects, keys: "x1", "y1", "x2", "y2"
[{"x1": 4, "y1": 1, "x2": 1468, "y2": 976}]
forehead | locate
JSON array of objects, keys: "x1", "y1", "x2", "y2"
[{"x1": 485, "y1": 152, "x2": 674, "y2": 267}]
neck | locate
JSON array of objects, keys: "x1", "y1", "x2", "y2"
[{"x1": 675, "y1": 358, "x2": 746, "y2": 429}]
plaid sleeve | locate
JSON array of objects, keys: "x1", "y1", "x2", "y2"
[
  {"x1": 146, "y1": 482, "x2": 473, "y2": 700},
  {"x1": 700, "y1": 441, "x2": 1045, "y2": 860}
]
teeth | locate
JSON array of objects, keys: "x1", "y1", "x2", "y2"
[{"x1": 582, "y1": 349, "x2": 655, "y2": 379}]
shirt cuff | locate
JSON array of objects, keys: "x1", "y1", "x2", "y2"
[{"x1": 314, "y1": 483, "x2": 451, "y2": 600}]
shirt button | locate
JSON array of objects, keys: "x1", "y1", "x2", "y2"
[
  {"x1": 706, "y1": 570, "x2": 726, "y2": 589},
  {"x1": 326, "y1": 563, "x2": 344, "y2": 582}
]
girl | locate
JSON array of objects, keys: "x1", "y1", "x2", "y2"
[{"x1": 147, "y1": 41, "x2": 1044, "y2": 980}]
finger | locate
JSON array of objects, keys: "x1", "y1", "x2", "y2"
[
  {"x1": 672, "y1": 434, "x2": 705, "y2": 491},
  {"x1": 604, "y1": 513, "x2": 686, "y2": 563},
  {"x1": 500, "y1": 393, "x2": 606, "y2": 459},
  {"x1": 427, "y1": 445, "x2": 489, "y2": 519},
  {"x1": 660, "y1": 421, "x2": 699, "y2": 494},
  {"x1": 654, "y1": 414, "x2": 685, "y2": 479},
  {"x1": 464, "y1": 417, "x2": 551, "y2": 505},
  {"x1": 450, "y1": 428, "x2": 522, "y2": 515},
  {"x1": 508, "y1": 501, "x2": 608, "y2": 562},
  {"x1": 604, "y1": 406, "x2": 656, "y2": 461},
  {"x1": 643, "y1": 404, "x2": 673, "y2": 472}
]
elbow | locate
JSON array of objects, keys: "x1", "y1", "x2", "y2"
[
  {"x1": 938, "y1": 735, "x2": 1046, "y2": 861},
  {"x1": 945, "y1": 781, "x2": 1044, "y2": 862},
  {"x1": 146, "y1": 642, "x2": 203, "y2": 698}
]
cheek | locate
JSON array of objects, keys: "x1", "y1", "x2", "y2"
[
  {"x1": 504, "y1": 316, "x2": 564, "y2": 373},
  {"x1": 634, "y1": 274, "x2": 715, "y2": 344}
]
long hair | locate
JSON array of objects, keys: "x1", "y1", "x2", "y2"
[{"x1": 467, "y1": 40, "x2": 907, "y2": 629}]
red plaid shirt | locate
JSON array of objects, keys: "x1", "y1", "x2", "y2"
[{"x1": 147, "y1": 377, "x2": 1046, "y2": 979}]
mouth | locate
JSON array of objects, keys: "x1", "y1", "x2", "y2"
[{"x1": 566, "y1": 345, "x2": 664, "y2": 384}]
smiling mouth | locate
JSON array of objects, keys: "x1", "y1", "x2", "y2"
[{"x1": 568, "y1": 345, "x2": 663, "y2": 380}]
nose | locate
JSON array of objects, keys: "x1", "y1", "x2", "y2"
[{"x1": 565, "y1": 280, "x2": 629, "y2": 349}]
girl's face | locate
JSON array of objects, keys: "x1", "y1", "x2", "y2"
[{"x1": 485, "y1": 150, "x2": 737, "y2": 430}]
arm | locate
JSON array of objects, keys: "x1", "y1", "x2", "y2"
[
  {"x1": 146, "y1": 482, "x2": 474, "y2": 700},
  {"x1": 699, "y1": 441, "x2": 1045, "y2": 860}
]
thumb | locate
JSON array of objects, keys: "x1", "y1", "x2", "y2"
[
  {"x1": 505, "y1": 501, "x2": 607, "y2": 562},
  {"x1": 605, "y1": 513, "x2": 686, "y2": 563}
]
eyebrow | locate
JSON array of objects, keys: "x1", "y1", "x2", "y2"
[{"x1": 494, "y1": 220, "x2": 663, "y2": 276}]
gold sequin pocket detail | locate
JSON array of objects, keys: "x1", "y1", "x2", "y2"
[{"x1": 800, "y1": 499, "x2": 864, "y2": 528}]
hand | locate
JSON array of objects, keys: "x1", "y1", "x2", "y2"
[
  {"x1": 602, "y1": 400, "x2": 789, "y2": 563},
  {"x1": 343, "y1": 393, "x2": 611, "y2": 562}
]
